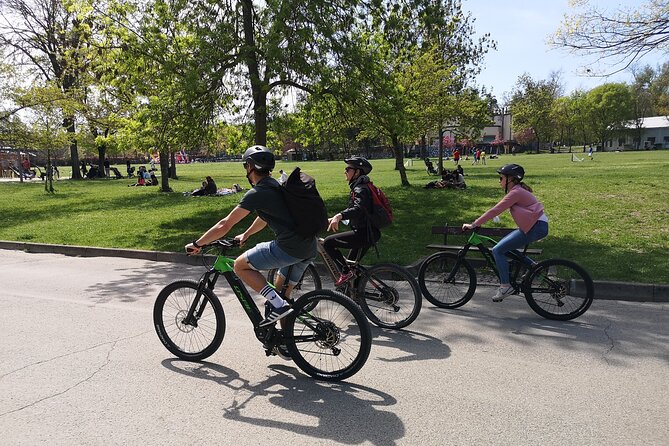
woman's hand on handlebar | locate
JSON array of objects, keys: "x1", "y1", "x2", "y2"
[{"x1": 461, "y1": 223, "x2": 476, "y2": 232}]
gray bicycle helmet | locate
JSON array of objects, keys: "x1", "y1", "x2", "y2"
[
  {"x1": 243, "y1": 145, "x2": 275, "y2": 172},
  {"x1": 344, "y1": 156, "x2": 373, "y2": 175},
  {"x1": 497, "y1": 163, "x2": 525, "y2": 180}
]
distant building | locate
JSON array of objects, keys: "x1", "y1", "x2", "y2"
[{"x1": 610, "y1": 116, "x2": 669, "y2": 151}]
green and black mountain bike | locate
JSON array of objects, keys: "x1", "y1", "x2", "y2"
[
  {"x1": 153, "y1": 239, "x2": 372, "y2": 381},
  {"x1": 418, "y1": 228, "x2": 594, "y2": 320}
]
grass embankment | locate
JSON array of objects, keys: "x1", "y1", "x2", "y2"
[{"x1": 1, "y1": 151, "x2": 667, "y2": 283}]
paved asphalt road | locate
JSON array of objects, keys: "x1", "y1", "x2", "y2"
[{"x1": 1, "y1": 250, "x2": 667, "y2": 445}]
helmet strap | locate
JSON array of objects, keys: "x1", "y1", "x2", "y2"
[{"x1": 245, "y1": 164, "x2": 256, "y2": 186}]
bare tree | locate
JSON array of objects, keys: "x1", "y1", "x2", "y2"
[
  {"x1": 551, "y1": 0, "x2": 669, "y2": 74},
  {"x1": 0, "y1": 0, "x2": 93, "y2": 179}
]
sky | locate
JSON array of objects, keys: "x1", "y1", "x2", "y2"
[{"x1": 463, "y1": 0, "x2": 661, "y2": 101}]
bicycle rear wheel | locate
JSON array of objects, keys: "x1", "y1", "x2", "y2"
[
  {"x1": 284, "y1": 290, "x2": 372, "y2": 381},
  {"x1": 523, "y1": 259, "x2": 594, "y2": 321},
  {"x1": 418, "y1": 252, "x2": 477, "y2": 308},
  {"x1": 153, "y1": 280, "x2": 226, "y2": 361},
  {"x1": 267, "y1": 264, "x2": 322, "y2": 300},
  {"x1": 356, "y1": 263, "x2": 422, "y2": 329}
]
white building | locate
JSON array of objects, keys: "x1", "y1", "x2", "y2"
[{"x1": 610, "y1": 116, "x2": 669, "y2": 151}]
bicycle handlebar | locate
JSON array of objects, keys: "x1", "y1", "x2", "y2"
[
  {"x1": 187, "y1": 238, "x2": 240, "y2": 256},
  {"x1": 209, "y1": 238, "x2": 240, "y2": 249}
]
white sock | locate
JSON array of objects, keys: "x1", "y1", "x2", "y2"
[{"x1": 261, "y1": 284, "x2": 286, "y2": 309}]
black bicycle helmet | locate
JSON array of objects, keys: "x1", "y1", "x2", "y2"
[
  {"x1": 243, "y1": 145, "x2": 275, "y2": 172},
  {"x1": 344, "y1": 156, "x2": 373, "y2": 175},
  {"x1": 497, "y1": 163, "x2": 525, "y2": 181}
]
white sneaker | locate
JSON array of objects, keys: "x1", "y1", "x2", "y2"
[{"x1": 492, "y1": 286, "x2": 514, "y2": 302}]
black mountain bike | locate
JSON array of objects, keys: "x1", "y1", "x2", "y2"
[
  {"x1": 418, "y1": 228, "x2": 594, "y2": 320},
  {"x1": 153, "y1": 239, "x2": 372, "y2": 381},
  {"x1": 267, "y1": 237, "x2": 422, "y2": 329}
]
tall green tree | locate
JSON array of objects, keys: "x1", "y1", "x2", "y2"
[
  {"x1": 404, "y1": 46, "x2": 457, "y2": 173},
  {"x1": 509, "y1": 73, "x2": 562, "y2": 152},
  {"x1": 585, "y1": 83, "x2": 634, "y2": 149},
  {"x1": 95, "y1": 0, "x2": 232, "y2": 191}
]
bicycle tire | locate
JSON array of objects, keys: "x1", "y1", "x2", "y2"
[
  {"x1": 267, "y1": 264, "x2": 322, "y2": 300},
  {"x1": 523, "y1": 259, "x2": 594, "y2": 321},
  {"x1": 418, "y1": 252, "x2": 477, "y2": 309},
  {"x1": 153, "y1": 280, "x2": 226, "y2": 361},
  {"x1": 356, "y1": 263, "x2": 422, "y2": 329},
  {"x1": 283, "y1": 289, "x2": 372, "y2": 381}
]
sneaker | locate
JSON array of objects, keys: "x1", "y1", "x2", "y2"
[
  {"x1": 492, "y1": 286, "x2": 514, "y2": 302},
  {"x1": 263, "y1": 301, "x2": 272, "y2": 319},
  {"x1": 272, "y1": 345, "x2": 292, "y2": 361},
  {"x1": 259, "y1": 304, "x2": 293, "y2": 327},
  {"x1": 335, "y1": 270, "x2": 355, "y2": 287}
]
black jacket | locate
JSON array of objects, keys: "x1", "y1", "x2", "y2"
[{"x1": 339, "y1": 175, "x2": 381, "y2": 240}]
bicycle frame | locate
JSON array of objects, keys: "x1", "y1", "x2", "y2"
[
  {"x1": 187, "y1": 253, "x2": 327, "y2": 349},
  {"x1": 451, "y1": 231, "x2": 533, "y2": 289}
]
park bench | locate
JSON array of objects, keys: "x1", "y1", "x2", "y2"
[{"x1": 427, "y1": 224, "x2": 544, "y2": 256}]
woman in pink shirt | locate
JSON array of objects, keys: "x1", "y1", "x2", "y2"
[{"x1": 462, "y1": 164, "x2": 549, "y2": 302}]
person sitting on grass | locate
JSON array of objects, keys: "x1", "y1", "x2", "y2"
[
  {"x1": 191, "y1": 176, "x2": 217, "y2": 196},
  {"x1": 128, "y1": 166, "x2": 146, "y2": 186}
]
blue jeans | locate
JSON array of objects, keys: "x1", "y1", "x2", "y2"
[
  {"x1": 492, "y1": 221, "x2": 549, "y2": 284},
  {"x1": 244, "y1": 240, "x2": 314, "y2": 285}
]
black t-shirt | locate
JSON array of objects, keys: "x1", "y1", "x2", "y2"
[{"x1": 238, "y1": 177, "x2": 317, "y2": 259}]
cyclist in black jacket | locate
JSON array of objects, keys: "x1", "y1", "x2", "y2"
[{"x1": 325, "y1": 156, "x2": 381, "y2": 286}]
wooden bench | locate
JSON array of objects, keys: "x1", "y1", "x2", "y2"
[{"x1": 427, "y1": 224, "x2": 544, "y2": 256}]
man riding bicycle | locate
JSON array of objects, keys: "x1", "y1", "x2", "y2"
[{"x1": 185, "y1": 145, "x2": 317, "y2": 327}]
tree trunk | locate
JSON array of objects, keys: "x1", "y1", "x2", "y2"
[
  {"x1": 97, "y1": 146, "x2": 107, "y2": 178},
  {"x1": 391, "y1": 135, "x2": 409, "y2": 186},
  {"x1": 421, "y1": 134, "x2": 427, "y2": 159},
  {"x1": 170, "y1": 151, "x2": 178, "y2": 179},
  {"x1": 437, "y1": 127, "x2": 444, "y2": 175},
  {"x1": 241, "y1": 0, "x2": 267, "y2": 146},
  {"x1": 45, "y1": 149, "x2": 54, "y2": 193},
  {"x1": 64, "y1": 116, "x2": 82, "y2": 179},
  {"x1": 159, "y1": 147, "x2": 171, "y2": 192}
]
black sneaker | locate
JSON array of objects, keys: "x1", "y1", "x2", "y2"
[
  {"x1": 273, "y1": 345, "x2": 292, "y2": 361},
  {"x1": 259, "y1": 304, "x2": 293, "y2": 327}
]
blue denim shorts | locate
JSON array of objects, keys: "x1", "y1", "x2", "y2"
[{"x1": 244, "y1": 240, "x2": 314, "y2": 285}]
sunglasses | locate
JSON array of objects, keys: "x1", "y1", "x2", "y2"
[
  {"x1": 499, "y1": 176, "x2": 505, "y2": 182},
  {"x1": 345, "y1": 167, "x2": 355, "y2": 172}
]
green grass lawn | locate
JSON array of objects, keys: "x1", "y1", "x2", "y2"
[{"x1": 1, "y1": 150, "x2": 667, "y2": 283}]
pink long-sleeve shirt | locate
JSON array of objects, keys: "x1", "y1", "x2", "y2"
[{"x1": 473, "y1": 185, "x2": 545, "y2": 233}]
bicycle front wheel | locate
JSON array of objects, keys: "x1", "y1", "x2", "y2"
[
  {"x1": 153, "y1": 280, "x2": 226, "y2": 361},
  {"x1": 523, "y1": 259, "x2": 594, "y2": 320},
  {"x1": 267, "y1": 264, "x2": 322, "y2": 301},
  {"x1": 284, "y1": 290, "x2": 372, "y2": 381},
  {"x1": 418, "y1": 252, "x2": 477, "y2": 308},
  {"x1": 357, "y1": 263, "x2": 422, "y2": 329}
]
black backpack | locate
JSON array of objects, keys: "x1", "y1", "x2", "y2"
[{"x1": 279, "y1": 167, "x2": 328, "y2": 238}]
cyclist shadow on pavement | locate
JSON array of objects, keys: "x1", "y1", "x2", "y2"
[
  {"x1": 162, "y1": 359, "x2": 404, "y2": 446},
  {"x1": 369, "y1": 328, "x2": 452, "y2": 363}
]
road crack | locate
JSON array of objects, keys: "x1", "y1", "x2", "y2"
[
  {"x1": 0, "y1": 330, "x2": 151, "y2": 418},
  {"x1": 602, "y1": 321, "x2": 615, "y2": 365}
]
